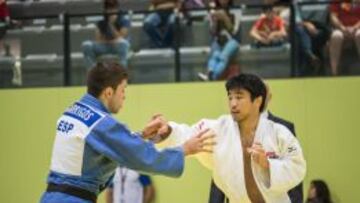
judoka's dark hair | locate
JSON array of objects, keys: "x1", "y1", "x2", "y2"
[
  {"x1": 307, "y1": 179, "x2": 333, "y2": 203},
  {"x1": 87, "y1": 61, "x2": 128, "y2": 98},
  {"x1": 225, "y1": 73, "x2": 267, "y2": 112}
]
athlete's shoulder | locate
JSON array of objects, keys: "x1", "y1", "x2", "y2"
[
  {"x1": 62, "y1": 102, "x2": 107, "y2": 128},
  {"x1": 267, "y1": 119, "x2": 295, "y2": 141}
]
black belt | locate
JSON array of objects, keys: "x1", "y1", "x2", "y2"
[{"x1": 46, "y1": 183, "x2": 97, "y2": 203}]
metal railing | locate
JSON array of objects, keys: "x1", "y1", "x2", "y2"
[{"x1": 8, "y1": 0, "x2": 342, "y2": 86}]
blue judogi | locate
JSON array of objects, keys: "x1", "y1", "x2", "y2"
[{"x1": 40, "y1": 94, "x2": 184, "y2": 203}]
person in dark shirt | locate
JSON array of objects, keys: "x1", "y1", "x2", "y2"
[{"x1": 82, "y1": 3, "x2": 131, "y2": 69}]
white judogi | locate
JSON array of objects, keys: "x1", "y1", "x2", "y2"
[
  {"x1": 165, "y1": 115, "x2": 306, "y2": 203},
  {"x1": 112, "y1": 168, "x2": 144, "y2": 203}
]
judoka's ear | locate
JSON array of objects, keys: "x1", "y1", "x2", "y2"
[
  {"x1": 103, "y1": 86, "x2": 114, "y2": 99},
  {"x1": 254, "y1": 96, "x2": 263, "y2": 111}
]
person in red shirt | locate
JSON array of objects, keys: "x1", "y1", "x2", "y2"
[
  {"x1": 329, "y1": 0, "x2": 360, "y2": 75},
  {"x1": 0, "y1": 0, "x2": 9, "y2": 19},
  {"x1": 0, "y1": 0, "x2": 10, "y2": 41},
  {"x1": 250, "y1": 6, "x2": 287, "y2": 47},
  {"x1": 0, "y1": 0, "x2": 22, "y2": 86}
]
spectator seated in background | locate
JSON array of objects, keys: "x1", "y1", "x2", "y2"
[
  {"x1": 198, "y1": 0, "x2": 240, "y2": 81},
  {"x1": 180, "y1": 0, "x2": 206, "y2": 25},
  {"x1": 306, "y1": 179, "x2": 333, "y2": 203},
  {"x1": 250, "y1": 6, "x2": 287, "y2": 48},
  {"x1": 82, "y1": 2, "x2": 131, "y2": 69},
  {"x1": 266, "y1": 0, "x2": 328, "y2": 76},
  {"x1": 143, "y1": 0, "x2": 179, "y2": 48},
  {"x1": 0, "y1": 0, "x2": 9, "y2": 49},
  {"x1": 329, "y1": 0, "x2": 360, "y2": 76},
  {"x1": 105, "y1": 167, "x2": 155, "y2": 203},
  {"x1": 0, "y1": 0, "x2": 22, "y2": 86},
  {"x1": 182, "y1": 0, "x2": 205, "y2": 10},
  {"x1": 295, "y1": 0, "x2": 331, "y2": 76}
]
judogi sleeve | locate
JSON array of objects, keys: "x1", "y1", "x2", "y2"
[
  {"x1": 85, "y1": 116, "x2": 184, "y2": 178},
  {"x1": 266, "y1": 125, "x2": 306, "y2": 193},
  {"x1": 164, "y1": 119, "x2": 218, "y2": 170}
]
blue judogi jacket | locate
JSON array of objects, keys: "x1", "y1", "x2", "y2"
[{"x1": 46, "y1": 94, "x2": 184, "y2": 195}]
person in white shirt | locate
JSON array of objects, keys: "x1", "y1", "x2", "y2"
[
  {"x1": 150, "y1": 73, "x2": 306, "y2": 203},
  {"x1": 105, "y1": 167, "x2": 155, "y2": 203}
]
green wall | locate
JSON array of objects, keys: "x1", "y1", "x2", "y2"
[{"x1": 0, "y1": 77, "x2": 359, "y2": 203}]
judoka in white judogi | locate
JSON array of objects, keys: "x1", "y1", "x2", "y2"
[
  {"x1": 156, "y1": 74, "x2": 306, "y2": 203},
  {"x1": 164, "y1": 115, "x2": 306, "y2": 203}
]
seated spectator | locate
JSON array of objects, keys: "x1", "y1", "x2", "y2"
[
  {"x1": 143, "y1": 0, "x2": 179, "y2": 48},
  {"x1": 0, "y1": 0, "x2": 9, "y2": 47},
  {"x1": 105, "y1": 167, "x2": 155, "y2": 203},
  {"x1": 198, "y1": 0, "x2": 240, "y2": 81},
  {"x1": 1, "y1": 0, "x2": 22, "y2": 86},
  {"x1": 181, "y1": 0, "x2": 205, "y2": 25},
  {"x1": 296, "y1": 1, "x2": 330, "y2": 76},
  {"x1": 182, "y1": 0, "x2": 204, "y2": 8},
  {"x1": 329, "y1": 0, "x2": 360, "y2": 76},
  {"x1": 264, "y1": 0, "x2": 291, "y2": 4},
  {"x1": 250, "y1": 6, "x2": 287, "y2": 47},
  {"x1": 269, "y1": 0, "x2": 326, "y2": 76},
  {"x1": 306, "y1": 179, "x2": 333, "y2": 203},
  {"x1": 82, "y1": 3, "x2": 131, "y2": 69}
]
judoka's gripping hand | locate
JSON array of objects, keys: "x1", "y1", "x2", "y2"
[
  {"x1": 182, "y1": 129, "x2": 216, "y2": 156},
  {"x1": 247, "y1": 142, "x2": 269, "y2": 169},
  {"x1": 141, "y1": 114, "x2": 172, "y2": 141},
  {"x1": 141, "y1": 116, "x2": 166, "y2": 139}
]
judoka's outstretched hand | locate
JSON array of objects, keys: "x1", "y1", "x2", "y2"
[
  {"x1": 154, "y1": 114, "x2": 171, "y2": 138},
  {"x1": 140, "y1": 114, "x2": 172, "y2": 142},
  {"x1": 182, "y1": 129, "x2": 216, "y2": 156},
  {"x1": 247, "y1": 142, "x2": 269, "y2": 169},
  {"x1": 141, "y1": 116, "x2": 166, "y2": 139}
]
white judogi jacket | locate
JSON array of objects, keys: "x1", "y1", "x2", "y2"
[
  {"x1": 165, "y1": 115, "x2": 306, "y2": 203},
  {"x1": 112, "y1": 168, "x2": 146, "y2": 203}
]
